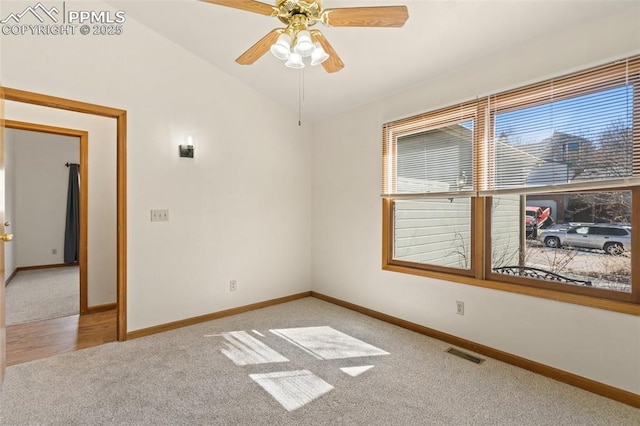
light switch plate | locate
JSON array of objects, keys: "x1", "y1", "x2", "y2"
[{"x1": 151, "y1": 209, "x2": 169, "y2": 222}]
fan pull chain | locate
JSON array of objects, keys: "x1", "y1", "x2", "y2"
[{"x1": 298, "y1": 68, "x2": 305, "y2": 126}]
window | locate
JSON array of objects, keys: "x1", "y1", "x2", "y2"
[
  {"x1": 393, "y1": 197, "x2": 473, "y2": 271},
  {"x1": 490, "y1": 191, "x2": 633, "y2": 297},
  {"x1": 382, "y1": 56, "x2": 640, "y2": 309},
  {"x1": 383, "y1": 104, "x2": 479, "y2": 276}
]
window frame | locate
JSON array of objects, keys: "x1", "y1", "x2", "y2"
[
  {"x1": 382, "y1": 56, "x2": 640, "y2": 313},
  {"x1": 382, "y1": 102, "x2": 484, "y2": 279},
  {"x1": 483, "y1": 187, "x2": 639, "y2": 304},
  {"x1": 386, "y1": 196, "x2": 478, "y2": 278}
]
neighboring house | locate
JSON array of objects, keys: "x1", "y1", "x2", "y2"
[
  {"x1": 394, "y1": 125, "x2": 473, "y2": 269},
  {"x1": 517, "y1": 130, "x2": 633, "y2": 224},
  {"x1": 394, "y1": 197, "x2": 472, "y2": 268},
  {"x1": 494, "y1": 138, "x2": 541, "y2": 188},
  {"x1": 520, "y1": 129, "x2": 631, "y2": 185},
  {"x1": 393, "y1": 126, "x2": 547, "y2": 269},
  {"x1": 491, "y1": 194, "x2": 522, "y2": 267},
  {"x1": 396, "y1": 124, "x2": 473, "y2": 192},
  {"x1": 521, "y1": 131, "x2": 592, "y2": 186}
]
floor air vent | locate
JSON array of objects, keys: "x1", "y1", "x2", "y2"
[{"x1": 446, "y1": 347, "x2": 485, "y2": 364}]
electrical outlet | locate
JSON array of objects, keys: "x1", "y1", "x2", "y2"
[
  {"x1": 456, "y1": 301, "x2": 465, "y2": 315},
  {"x1": 150, "y1": 209, "x2": 169, "y2": 222},
  {"x1": 52, "y1": 248, "x2": 57, "y2": 255},
  {"x1": 230, "y1": 280, "x2": 237, "y2": 292}
]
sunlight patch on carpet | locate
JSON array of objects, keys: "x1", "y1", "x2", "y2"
[
  {"x1": 340, "y1": 365, "x2": 374, "y2": 377},
  {"x1": 270, "y1": 326, "x2": 389, "y2": 360},
  {"x1": 211, "y1": 326, "x2": 388, "y2": 411},
  {"x1": 219, "y1": 331, "x2": 289, "y2": 366},
  {"x1": 249, "y1": 370, "x2": 334, "y2": 411}
]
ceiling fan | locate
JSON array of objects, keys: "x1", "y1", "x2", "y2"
[{"x1": 200, "y1": 0, "x2": 409, "y2": 73}]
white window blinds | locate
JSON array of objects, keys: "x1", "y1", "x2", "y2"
[
  {"x1": 383, "y1": 56, "x2": 640, "y2": 198},
  {"x1": 382, "y1": 102, "x2": 478, "y2": 197},
  {"x1": 485, "y1": 57, "x2": 640, "y2": 193}
]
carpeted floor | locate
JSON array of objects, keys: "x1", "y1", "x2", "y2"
[
  {"x1": 1, "y1": 297, "x2": 638, "y2": 425},
  {"x1": 5, "y1": 266, "x2": 79, "y2": 326}
]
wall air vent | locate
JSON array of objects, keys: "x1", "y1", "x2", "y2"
[{"x1": 445, "y1": 347, "x2": 485, "y2": 364}]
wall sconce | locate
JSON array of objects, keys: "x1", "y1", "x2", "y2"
[{"x1": 179, "y1": 134, "x2": 195, "y2": 158}]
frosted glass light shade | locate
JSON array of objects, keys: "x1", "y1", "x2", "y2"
[
  {"x1": 270, "y1": 33, "x2": 291, "y2": 60},
  {"x1": 285, "y1": 52, "x2": 305, "y2": 69},
  {"x1": 293, "y1": 30, "x2": 314, "y2": 57},
  {"x1": 310, "y1": 43, "x2": 329, "y2": 66}
]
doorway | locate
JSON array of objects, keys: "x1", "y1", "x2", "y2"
[
  {"x1": 4, "y1": 122, "x2": 88, "y2": 326},
  {"x1": 0, "y1": 87, "x2": 127, "y2": 346}
]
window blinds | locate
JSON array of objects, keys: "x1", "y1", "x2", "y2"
[
  {"x1": 382, "y1": 102, "x2": 478, "y2": 197},
  {"x1": 382, "y1": 56, "x2": 640, "y2": 198},
  {"x1": 485, "y1": 57, "x2": 640, "y2": 194}
]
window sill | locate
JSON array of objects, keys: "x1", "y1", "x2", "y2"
[{"x1": 382, "y1": 263, "x2": 640, "y2": 316}]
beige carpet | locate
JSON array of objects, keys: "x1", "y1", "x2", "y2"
[
  {"x1": 1, "y1": 297, "x2": 638, "y2": 425},
  {"x1": 5, "y1": 266, "x2": 79, "y2": 326}
]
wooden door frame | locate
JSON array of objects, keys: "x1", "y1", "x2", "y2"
[
  {"x1": 1, "y1": 87, "x2": 128, "y2": 341},
  {"x1": 4, "y1": 120, "x2": 89, "y2": 314}
]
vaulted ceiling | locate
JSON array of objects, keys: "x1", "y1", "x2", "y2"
[{"x1": 106, "y1": 0, "x2": 639, "y2": 122}]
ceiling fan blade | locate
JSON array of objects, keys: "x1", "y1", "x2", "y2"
[
  {"x1": 321, "y1": 6, "x2": 409, "y2": 28},
  {"x1": 236, "y1": 29, "x2": 282, "y2": 65},
  {"x1": 311, "y1": 30, "x2": 344, "y2": 73},
  {"x1": 200, "y1": 0, "x2": 276, "y2": 17}
]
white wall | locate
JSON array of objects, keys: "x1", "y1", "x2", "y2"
[
  {"x1": 311, "y1": 7, "x2": 640, "y2": 395},
  {"x1": 8, "y1": 129, "x2": 78, "y2": 268},
  {"x1": 1, "y1": 1, "x2": 311, "y2": 329}
]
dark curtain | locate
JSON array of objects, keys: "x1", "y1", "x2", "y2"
[{"x1": 64, "y1": 163, "x2": 80, "y2": 263}]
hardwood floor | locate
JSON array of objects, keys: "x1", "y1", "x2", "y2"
[{"x1": 6, "y1": 310, "x2": 117, "y2": 366}]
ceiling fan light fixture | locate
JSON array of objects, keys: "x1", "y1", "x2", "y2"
[
  {"x1": 310, "y1": 42, "x2": 329, "y2": 66},
  {"x1": 293, "y1": 30, "x2": 314, "y2": 57},
  {"x1": 285, "y1": 52, "x2": 305, "y2": 69},
  {"x1": 208, "y1": 0, "x2": 409, "y2": 74},
  {"x1": 270, "y1": 32, "x2": 291, "y2": 60}
]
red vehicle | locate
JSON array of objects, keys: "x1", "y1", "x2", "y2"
[{"x1": 525, "y1": 206, "x2": 553, "y2": 237}]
